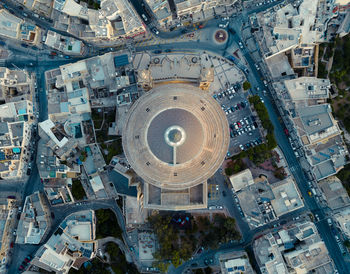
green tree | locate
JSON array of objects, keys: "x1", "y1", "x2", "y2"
[
  {"x1": 71, "y1": 179, "x2": 86, "y2": 200},
  {"x1": 171, "y1": 250, "x2": 182, "y2": 268},
  {"x1": 225, "y1": 167, "x2": 233, "y2": 176},
  {"x1": 243, "y1": 81, "x2": 251, "y2": 90},
  {"x1": 95, "y1": 209, "x2": 122, "y2": 239},
  {"x1": 155, "y1": 262, "x2": 170, "y2": 273}
]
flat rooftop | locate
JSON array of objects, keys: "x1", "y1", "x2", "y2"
[
  {"x1": 298, "y1": 104, "x2": 334, "y2": 136},
  {"x1": 270, "y1": 177, "x2": 304, "y2": 217},
  {"x1": 284, "y1": 77, "x2": 330, "y2": 101}
]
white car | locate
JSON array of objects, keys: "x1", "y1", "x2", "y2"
[
  {"x1": 315, "y1": 214, "x2": 320, "y2": 221},
  {"x1": 141, "y1": 14, "x2": 148, "y2": 21},
  {"x1": 218, "y1": 22, "x2": 229, "y2": 28}
]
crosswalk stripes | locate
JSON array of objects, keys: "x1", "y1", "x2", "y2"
[{"x1": 133, "y1": 33, "x2": 201, "y2": 48}]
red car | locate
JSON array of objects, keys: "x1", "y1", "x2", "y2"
[
  {"x1": 284, "y1": 128, "x2": 289, "y2": 136},
  {"x1": 10, "y1": 242, "x2": 14, "y2": 248}
]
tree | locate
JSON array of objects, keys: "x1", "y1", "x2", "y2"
[
  {"x1": 225, "y1": 167, "x2": 233, "y2": 176},
  {"x1": 171, "y1": 250, "x2": 182, "y2": 268},
  {"x1": 274, "y1": 167, "x2": 286, "y2": 180},
  {"x1": 71, "y1": 179, "x2": 86, "y2": 200},
  {"x1": 106, "y1": 242, "x2": 120, "y2": 258},
  {"x1": 95, "y1": 209, "x2": 122, "y2": 239},
  {"x1": 204, "y1": 267, "x2": 213, "y2": 274},
  {"x1": 344, "y1": 239, "x2": 350, "y2": 248},
  {"x1": 243, "y1": 81, "x2": 251, "y2": 90}
]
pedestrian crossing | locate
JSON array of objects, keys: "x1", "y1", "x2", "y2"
[{"x1": 133, "y1": 33, "x2": 201, "y2": 48}]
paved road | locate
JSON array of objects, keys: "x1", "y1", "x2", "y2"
[
  {"x1": 98, "y1": 236, "x2": 133, "y2": 264},
  {"x1": 2, "y1": 0, "x2": 349, "y2": 273},
  {"x1": 172, "y1": 208, "x2": 308, "y2": 274},
  {"x1": 1, "y1": 0, "x2": 90, "y2": 45},
  {"x1": 8, "y1": 198, "x2": 142, "y2": 273},
  {"x1": 226, "y1": 15, "x2": 350, "y2": 274}
]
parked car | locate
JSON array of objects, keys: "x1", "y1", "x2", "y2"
[
  {"x1": 218, "y1": 22, "x2": 229, "y2": 28},
  {"x1": 141, "y1": 14, "x2": 148, "y2": 22},
  {"x1": 327, "y1": 218, "x2": 332, "y2": 226},
  {"x1": 151, "y1": 28, "x2": 159, "y2": 35}
]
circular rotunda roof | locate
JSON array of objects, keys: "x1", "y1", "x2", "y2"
[{"x1": 122, "y1": 84, "x2": 229, "y2": 190}]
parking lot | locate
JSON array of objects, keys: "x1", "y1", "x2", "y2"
[
  {"x1": 213, "y1": 83, "x2": 262, "y2": 156},
  {"x1": 208, "y1": 183, "x2": 219, "y2": 201}
]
